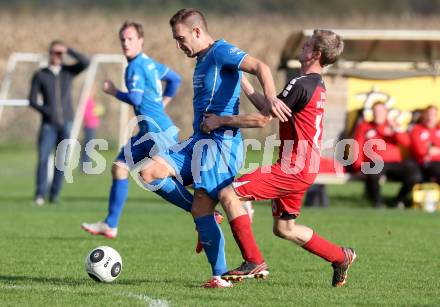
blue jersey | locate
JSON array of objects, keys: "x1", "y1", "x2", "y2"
[
  {"x1": 125, "y1": 53, "x2": 175, "y2": 134},
  {"x1": 157, "y1": 40, "x2": 246, "y2": 198},
  {"x1": 192, "y1": 40, "x2": 247, "y2": 133}
]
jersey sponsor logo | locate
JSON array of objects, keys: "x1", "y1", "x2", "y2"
[
  {"x1": 200, "y1": 240, "x2": 212, "y2": 246},
  {"x1": 228, "y1": 47, "x2": 244, "y2": 55},
  {"x1": 366, "y1": 129, "x2": 377, "y2": 139},
  {"x1": 130, "y1": 74, "x2": 140, "y2": 87},
  {"x1": 193, "y1": 74, "x2": 206, "y2": 89},
  {"x1": 316, "y1": 92, "x2": 326, "y2": 109},
  {"x1": 421, "y1": 131, "x2": 430, "y2": 140},
  {"x1": 281, "y1": 78, "x2": 298, "y2": 97},
  {"x1": 232, "y1": 180, "x2": 250, "y2": 189}
]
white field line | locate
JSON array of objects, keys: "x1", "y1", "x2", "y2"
[
  {"x1": 125, "y1": 292, "x2": 170, "y2": 307},
  {"x1": 0, "y1": 284, "x2": 170, "y2": 307}
]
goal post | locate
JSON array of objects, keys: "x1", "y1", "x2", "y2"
[
  {"x1": 0, "y1": 52, "x2": 130, "y2": 163},
  {"x1": 0, "y1": 52, "x2": 47, "y2": 119},
  {"x1": 69, "y1": 53, "x2": 129, "y2": 163}
]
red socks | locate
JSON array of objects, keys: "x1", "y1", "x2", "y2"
[
  {"x1": 230, "y1": 215, "x2": 344, "y2": 265},
  {"x1": 302, "y1": 232, "x2": 345, "y2": 264},
  {"x1": 230, "y1": 214, "x2": 264, "y2": 264}
]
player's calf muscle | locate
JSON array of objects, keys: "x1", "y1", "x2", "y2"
[
  {"x1": 273, "y1": 220, "x2": 312, "y2": 245},
  {"x1": 111, "y1": 163, "x2": 129, "y2": 179}
]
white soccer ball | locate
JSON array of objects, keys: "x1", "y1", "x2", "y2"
[{"x1": 85, "y1": 246, "x2": 122, "y2": 282}]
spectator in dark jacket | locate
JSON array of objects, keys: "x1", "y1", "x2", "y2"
[{"x1": 29, "y1": 40, "x2": 89, "y2": 205}]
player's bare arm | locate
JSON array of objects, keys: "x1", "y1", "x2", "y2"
[
  {"x1": 241, "y1": 75, "x2": 269, "y2": 112},
  {"x1": 202, "y1": 111, "x2": 272, "y2": 133},
  {"x1": 201, "y1": 75, "x2": 273, "y2": 132},
  {"x1": 239, "y1": 55, "x2": 291, "y2": 122}
]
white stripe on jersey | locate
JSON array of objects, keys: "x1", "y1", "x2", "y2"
[
  {"x1": 282, "y1": 75, "x2": 307, "y2": 97},
  {"x1": 205, "y1": 65, "x2": 218, "y2": 113}
]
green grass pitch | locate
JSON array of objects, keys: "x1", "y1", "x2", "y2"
[{"x1": 1, "y1": 146, "x2": 439, "y2": 306}]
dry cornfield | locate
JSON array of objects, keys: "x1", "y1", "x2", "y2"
[{"x1": 1, "y1": 10, "x2": 439, "y2": 143}]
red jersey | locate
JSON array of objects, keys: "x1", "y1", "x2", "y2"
[
  {"x1": 233, "y1": 73, "x2": 327, "y2": 217},
  {"x1": 410, "y1": 123, "x2": 440, "y2": 163},
  {"x1": 277, "y1": 73, "x2": 326, "y2": 184},
  {"x1": 352, "y1": 121, "x2": 410, "y2": 171}
]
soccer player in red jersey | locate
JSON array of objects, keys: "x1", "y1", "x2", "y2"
[
  {"x1": 202, "y1": 29, "x2": 356, "y2": 287},
  {"x1": 410, "y1": 105, "x2": 440, "y2": 182}
]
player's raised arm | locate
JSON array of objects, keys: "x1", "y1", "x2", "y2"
[
  {"x1": 63, "y1": 46, "x2": 90, "y2": 75},
  {"x1": 239, "y1": 55, "x2": 291, "y2": 122}
]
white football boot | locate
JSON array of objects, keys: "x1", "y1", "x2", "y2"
[{"x1": 81, "y1": 221, "x2": 118, "y2": 239}]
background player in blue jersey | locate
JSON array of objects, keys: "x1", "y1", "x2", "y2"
[
  {"x1": 138, "y1": 9, "x2": 290, "y2": 288},
  {"x1": 81, "y1": 21, "x2": 195, "y2": 239}
]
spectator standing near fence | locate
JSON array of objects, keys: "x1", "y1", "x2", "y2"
[
  {"x1": 29, "y1": 41, "x2": 90, "y2": 206},
  {"x1": 410, "y1": 105, "x2": 440, "y2": 183}
]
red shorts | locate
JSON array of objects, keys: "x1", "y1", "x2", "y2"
[{"x1": 233, "y1": 163, "x2": 315, "y2": 217}]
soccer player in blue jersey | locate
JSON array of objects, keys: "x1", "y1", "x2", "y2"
[
  {"x1": 138, "y1": 9, "x2": 290, "y2": 288},
  {"x1": 81, "y1": 21, "x2": 196, "y2": 238}
]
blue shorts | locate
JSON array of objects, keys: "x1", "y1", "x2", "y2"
[
  {"x1": 116, "y1": 126, "x2": 179, "y2": 169},
  {"x1": 159, "y1": 130, "x2": 244, "y2": 199}
]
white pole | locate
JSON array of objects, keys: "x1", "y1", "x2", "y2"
[
  {"x1": 67, "y1": 54, "x2": 126, "y2": 165},
  {"x1": 0, "y1": 53, "x2": 46, "y2": 122},
  {"x1": 119, "y1": 61, "x2": 129, "y2": 148}
]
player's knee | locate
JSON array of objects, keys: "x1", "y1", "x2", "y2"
[
  {"x1": 191, "y1": 204, "x2": 211, "y2": 218},
  {"x1": 273, "y1": 225, "x2": 289, "y2": 239},
  {"x1": 112, "y1": 163, "x2": 128, "y2": 179},
  {"x1": 139, "y1": 168, "x2": 153, "y2": 184},
  {"x1": 191, "y1": 190, "x2": 215, "y2": 218},
  {"x1": 218, "y1": 185, "x2": 242, "y2": 216},
  {"x1": 218, "y1": 187, "x2": 233, "y2": 207},
  {"x1": 273, "y1": 222, "x2": 299, "y2": 242}
]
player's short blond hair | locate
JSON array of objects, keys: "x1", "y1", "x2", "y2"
[
  {"x1": 312, "y1": 29, "x2": 344, "y2": 66},
  {"x1": 119, "y1": 21, "x2": 144, "y2": 39}
]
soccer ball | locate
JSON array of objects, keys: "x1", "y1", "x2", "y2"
[{"x1": 85, "y1": 246, "x2": 122, "y2": 282}]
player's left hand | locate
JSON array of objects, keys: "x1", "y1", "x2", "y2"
[
  {"x1": 267, "y1": 96, "x2": 291, "y2": 122},
  {"x1": 201, "y1": 113, "x2": 222, "y2": 134},
  {"x1": 103, "y1": 80, "x2": 117, "y2": 96}
]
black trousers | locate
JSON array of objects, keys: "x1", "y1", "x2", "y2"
[
  {"x1": 421, "y1": 161, "x2": 440, "y2": 183},
  {"x1": 365, "y1": 160, "x2": 422, "y2": 206}
]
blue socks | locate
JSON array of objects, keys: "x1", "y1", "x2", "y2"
[
  {"x1": 195, "y1": 214, "x2": 227, "y2": 276},
  {"x1": 105, "y1": 178, "x2": 129, "y2": 228},
  {"x1": 150, "y1": 178, "x2": 193, "y2": 212},
  {"x1": 105, "y1": 177, "x2": 193, "y2": 228}
]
